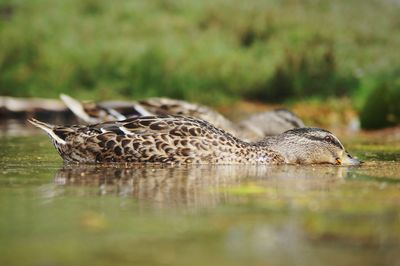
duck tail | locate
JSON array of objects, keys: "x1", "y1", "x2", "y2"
[
  {"x1": 60, "y1": 93, "x2": 93, "y2": 123},
  {"x1": 28, "y1": 118, "x2": 66, "y2": 145}
]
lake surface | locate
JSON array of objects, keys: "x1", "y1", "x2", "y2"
[{"x1": 1, "y1": 129, "x2": 400, "y2": 266}]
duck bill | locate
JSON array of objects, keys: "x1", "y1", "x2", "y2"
[{"x1": 338, "y1": 153, "x2": 362, "y2": 166}]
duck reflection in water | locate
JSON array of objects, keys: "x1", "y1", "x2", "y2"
[{"x1": 54, "y1": 165, "x2": 350, "y2": 208}]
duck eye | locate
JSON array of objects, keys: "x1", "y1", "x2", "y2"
[{"x1": 324, "y1": 136, "x2": 333, "y2": 142}]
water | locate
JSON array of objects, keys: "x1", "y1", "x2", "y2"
[{"x1": 1, "y1": 132, "x2": 400, "y2": 266}]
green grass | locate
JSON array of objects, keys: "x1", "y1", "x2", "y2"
[{"x1": 0, "y1": 0, "x2": 400, "y2": 127}]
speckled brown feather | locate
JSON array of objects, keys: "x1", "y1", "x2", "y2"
[
  {"x1": 29, "y1": 115, "x2": 285, "y2": 165},
  {"x1": 61, "y1": 94, "x2": 307, "y2": 141},
  {"x1": 61, "y1": 94, "x2": 237, "y2": 133},
  {"x1": 137, "y1": 98, "x2": 238, "y2": 133}
]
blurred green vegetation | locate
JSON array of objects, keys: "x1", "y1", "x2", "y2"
[
  {"x1": 360, "y1": 72, "x2": 400, "y2": 129},
  {"x1": 0, "y1": 0, "x2": 399, "y2": 128}
]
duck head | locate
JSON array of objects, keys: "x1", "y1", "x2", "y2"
[{"x1": 259, "y1": 128, "x2": 361, "y2": 165}]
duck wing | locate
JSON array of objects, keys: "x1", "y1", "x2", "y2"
[
  {"x1": 88, "y1": 115, "x2": 236, "y2": 140},
  {"x1": 138, "y1": 98, "x2": 238, "y2": 134},
  {"x1": 61, "y1": 94, "x2": 239, "y2": 136},
  {"x1": 60, "y1": 94, "x2": 129, "y2": 123}
]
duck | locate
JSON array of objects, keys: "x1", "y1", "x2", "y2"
[
  {"x1": 28, "y1": 115, "x2": 360, "y2": 165},
  {"x1": 60, "y1": 94, "x2": 304, "y2": 141}
]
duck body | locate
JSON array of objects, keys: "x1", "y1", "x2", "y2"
[
  {"x1": 29, "y1": 115, "x2": 360, "y2": 166},
  {"x1": 238, "y1": 108, "x2": 305, "y2": 137},
  {"x1": 29, "y1": 116, "x2": 284, "y2": 164}
]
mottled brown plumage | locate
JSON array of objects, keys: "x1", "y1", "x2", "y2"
[
  {"x1": 60, "y1": 94, "x2": 304, "y2": 140},
  {"x1": 29, "y1": 115, "x2": 360, "y2": 166}
]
